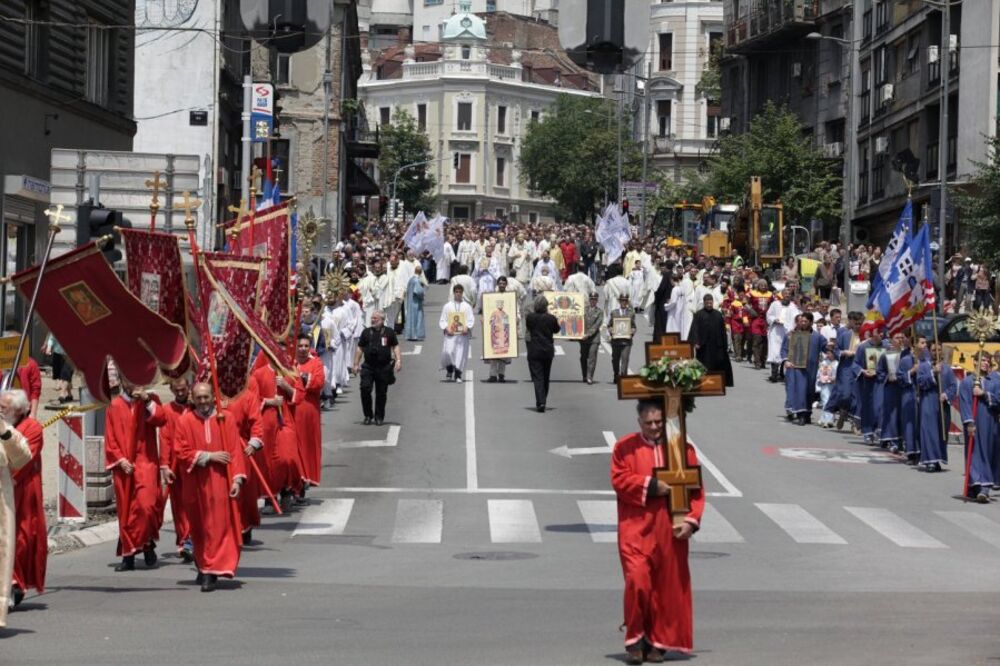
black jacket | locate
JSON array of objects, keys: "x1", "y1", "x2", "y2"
[{"x1": 525, "y1": 312, "x2": 561, "y2": 359}]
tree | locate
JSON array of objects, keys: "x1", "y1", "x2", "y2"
[
  {"x1": 378, "y1": 109, "x2": 436, "y2": 216},
  {"x1": 519, "y1": 94, "x2": 642, "y2": 223},
  {"x1": 954, "y1": 136, "x2": 1000, "y2": 267},
  {"x1": 705, "y1": 101, "x2": 841, "y2": 225}
]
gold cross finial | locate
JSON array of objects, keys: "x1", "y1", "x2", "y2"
[
  {"x1": 179, "y1": 191, "x2": 202, "y2": 230},
  {"x1": 227, "y1": 198, "x2": 250, "y2": 221},
  {"x1": 145, "y1": 171, "x2": 166, "y2": 215},
  {"x1": 43, "y1": 204, "x2": 71, "y2": 231}
]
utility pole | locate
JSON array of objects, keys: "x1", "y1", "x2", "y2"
[
  {"x1": 640, "y1": 62, "x2": 650, "y2": 237},
  {"x1": 937, "y1": 0, "x2": 951, "y2": 285},
  {"x1": 617, "y1": 73, "x2": 623, "y2": 207}
]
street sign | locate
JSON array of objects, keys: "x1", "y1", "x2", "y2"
[
  {"x1": 251, "y1": 83, "x2": 274, "y2": 143},
  {"x1": 621, "y1": 181, "x2": 659, "y2": 200}
]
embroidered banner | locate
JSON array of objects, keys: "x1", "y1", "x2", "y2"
[
  {"x1": 12, "y1": 243, "x2": 187, "y2": 403},
  {"x1": 229, "y1": 202, "x2": 293, "y2": 341}
]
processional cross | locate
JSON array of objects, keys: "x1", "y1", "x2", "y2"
[
  {"x1": 617, "y1": 335, "x2": 726, "y2": 527},
  {"x1": 145, "y1": 171, "x2": 166, "y2": 230}
]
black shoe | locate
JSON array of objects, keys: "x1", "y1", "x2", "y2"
[
  {"x1": 487, "y1": 376, "x2": 497, "y2": 383},
  {"x1": 364, "y1": 417, "x2": 373, "y2": 425},
  {"x1": 498, "y1": 375, "x2": 505, "y2": 383},
  {"x1": 58, "y1": 396, "x2": 75, "y2": 404},
  {"x1": 374, "y1": 417, "x2": 383, "y2": 426},
  {"x1": 279, "y1": 490, "x2": 294, "y2": 514},
  {"x1": 537, "y1": 405, "x2": 545, "y2": 413},
  {"x1": 143, "y1": 545, "x2": 158, "y2": 567},
  {"x1": 115, "y1": 555, "x2": 136, "y2": 572},
  {"x1": 242, "y1": 528, "x2": 253, "y2": 543},
  {"x1": 180, "y1": 548, "x2": 194, "y2": 564},
  {"x1": 11, "y1": 585, "x2": 24, "y2": 608},
  {"x1": 200, "y1": 574, "x2": 217, "y2": 592}
]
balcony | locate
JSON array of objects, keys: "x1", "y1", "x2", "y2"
[
  {"x1": 344, "y1": 106, "x2": 380, "y2": 160},
  {"x1": 725, "y1": 0, "x2": 819, "y2": 54}
]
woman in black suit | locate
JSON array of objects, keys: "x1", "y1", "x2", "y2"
[{"x1": 525, "y1": 296, "x2": 561, "y2": 413}]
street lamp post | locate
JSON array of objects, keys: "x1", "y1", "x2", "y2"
[
  {"x1": 807, "y1": 31, "x2": 855, "y2": 304},
  {"x1": 936, "y1": 0, "x2": 953, "y2": 286},
  {"x1": 389, "y1": 155, "x2": 448, "y2": 222}
]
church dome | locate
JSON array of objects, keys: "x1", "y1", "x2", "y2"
[{"x1": 441, "y1": 1, "x2": 487, "y2": 41}]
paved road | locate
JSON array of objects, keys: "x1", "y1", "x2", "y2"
[{"x1": 5, "y1": 286, "x2": 1000, "y2": 664}]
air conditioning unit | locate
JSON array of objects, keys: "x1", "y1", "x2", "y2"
[
  {"x1": 792, "y1": 62, "x2": 802, "y2": 78},
  {"x1": 879, "y1": 83, "x2": 894, "y2": 105},
  {"x1": 719, "y1": 117, "x2": 732, "y2": 131},
  {"x1": 823, "y1": 142, "x2": 844, "y2": 158},
  {"x1": 875, "y1": 136, "x2": 889, "y2": 154},
  {"x1": 927, "y1": 45, "x2": 939, "y2": 63},
  {"x1": 949, "y1": 34, "x2": 959, "y2": 51}
]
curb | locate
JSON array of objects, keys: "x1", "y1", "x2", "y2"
[{"x1": 48, "y1": 505, "x2": 175, "y2": 555}]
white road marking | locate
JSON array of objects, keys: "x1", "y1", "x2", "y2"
[
  {"x1": 488, "y1": 499, "x2": 542, "y2": 543},
  {"x1": 291, "y1": 498, "x2": 355, "y2": 537},
  {"x1": 465, "y1": 370, "x2": 478, "y2": 490},
  {"x1": 845, "y1": 507, "x2": 947, "y2": 549},
  {"x1": 690, "y1": 439, "x2": 743, "y2": 498},
  {"x1": 550, "y1": 430, "x2": 618, "y2": 458},
  {"x1": 326, "y1": 425, "x2": 401, "y2": 449},
  {"x1": 554, "y1": 345, "x2": 565, "y2": 356},
  {"x1": 756, "y1": 503, "x2": 847, "y2": 544},
  {"x1": 577, "y1": 500, "x2": 618, "y2": 543},
  {"x1": 603, "y1": 431, "x2": 617, "y2": 449},
  {"x1": 935, "y1": 511, "x2": 1000, "y2": 549},
  {"x1": 391, "y1": 499, "x2": 444, "y2": 544},
  {"x1": 313, "y1": 486, "x2": 616, "y2": 496},
  {"x1": 693, "y1": 503, "x2": 745, "y2": 544},
  {"x1": 402, "y1": 345, "x2": 422, "y2": 356}
]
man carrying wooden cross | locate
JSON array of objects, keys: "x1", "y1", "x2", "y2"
[{"x1": 611, "y1": 397, "x2": 704, "y2": 663}]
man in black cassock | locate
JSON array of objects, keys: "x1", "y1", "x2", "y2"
[
  {"x1": 651, "y1": 260, "x2": 674, "y2": 341},
  {"x1": 688, "y1": 294, "x2": 734, "y2": 387}
]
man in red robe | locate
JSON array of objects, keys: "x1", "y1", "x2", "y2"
[
  {"x1": 1, "y1": 350, "x2": 42, "y2": 419},
  {"x1": 174, "y1": 382, "x2": 247, "y2": 592},
  {"x1": 105, "y1": 381, "x2": 166, "y2": 571},
  {"x1": 611, "y1": 399, "x2": 704, "y2": 663},
  {"x1": 158, "y1": 377, "x2": 193, "y2": 562},
  {"x1": 279, "y1": 335, "x2": 325, "y2": 491},
  {"x1": 251, "y1": 355, "x2": 303, "y2": 512},
  {"x1": 226, "y1": 377, "x2": 265, "y2": 541},
  {"x1": 4, "y1": 389, "x2": 45, "y2": 606}
]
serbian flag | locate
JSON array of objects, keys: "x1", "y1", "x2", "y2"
[
  {"x1": 402, "y1": 211, "x2": 428, "y2": 253},
  {"x1": 11, "y1": 243, "x2": 187, "y2": 403},
  {"x1": 867, "y1": 200, "x2": 914, "y2": 310},
  {"x1": 202, "y1": 254, "x2": 295, "y2": 377},
  {"x1": 230, "y1": 202, "x2": 293, "y2": 340},
  {"x1": 883, "y1": 223, "x2": 936, "y2": 335},
  {"x1": 195, "y1": 253, "x2": 266, "y2": 399}
]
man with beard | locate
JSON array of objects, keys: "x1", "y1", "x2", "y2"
[
  {"x1": 5, "y1": 389, "x2": 44, "y2": 608},
  {"x1": 688, "y1": 294, "x2": 734, "y2": 387},
  {"x1": 158, "y1": 377, "x2": 194, "y2": 562}
]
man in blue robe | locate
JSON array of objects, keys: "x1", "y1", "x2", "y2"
[
  {"x1": 853, "y1": 326, "x2": 887, "y2": 444},
  {"x1": 876, "y1": 332, "x2": 908, "y2": 452},
  {"x1": 827, "y1": 312, "x2": 862, "y2": 431},
  {"x1": 957, "y1": 353, "x2": 992, "y2": 494},
  {"x1": 915, "y1": 338, "x2": 957, "y2": 468},
  {"x1": 782, "y1": 313, "x2": 825, "y2": 426},
  {"x1": 898, "y1": 338, "x2": 919, "y2": 460},
  {"x1": 403, "y1": 266, "x2": 426, "y2": 341}
]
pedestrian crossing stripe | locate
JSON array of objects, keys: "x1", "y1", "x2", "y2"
[{"x1": 284, "y1": 498, "x2": 1000, "y2": 550}]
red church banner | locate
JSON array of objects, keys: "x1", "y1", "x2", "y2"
[
  {"x1": 12, "y1": 243, "x2": 188, "y2": 403},
  {"x1": 195, "y1": 252, "x2": 266, "y2": 399},
  {"x1": 229, "y1": 202, "x2": 292, "y2": 340}
]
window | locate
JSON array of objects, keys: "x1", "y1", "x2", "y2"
[
  {"x1": 658, "y1": 33, "x2": 673, "y2": 71},
  {"x1": 497, "y1": 105, "x2": 507, "y2": 134},
  {"x1": 271, "y1": 139, "x2": 291, "y2": 192},
  {"x1": 872, "y1": 155, "x2": 886, "y2": 199},
  {"x1": 707, "y1": 114, "x2": 719, "y2": 139},
  {"x1": 875, "y1": 0, "x2": 889, "y2": 34},
  {"x1": 422, "y1": 25, "x2": 432, "y2": 41},
  {"x1": 417, "y1": 104, "x2": 427, "y2": 131},
  {"x1": 461, "y1": 45, "x2": 471, "y2": 60},
  {"x1": 457, "y1": 102, "x2": 472, "y2": 130},
  {"x1": 456, "y1": 154, "x2": 471, "y2": 183},
  {"x1": 453, "y1": 205, "x2": 470, "y2": 220},
  {"x1": 874, "y1": 46, "x2": 888, "y2": 85},
  {"x1": 24, "y1": 0, "x2": 49, "y2": 79},
  {"x1": 495, "y1": 208, "x2": 505, "y2": 218},
  {"x1": 85, "y1": 18, "x2": 112, "y2": 106},
  {"x1": 657, "y1": 100, "x2": 671, "y2": 137},
  {"x1": 530, "y1": 110, "x2": 540, "y2": 123},
  {"x1": 907, "y1": 36, "x2": 920, "y2": 75},
  {"x1": 826, "y1": 119, "x2": 846, "y2": 145},
  {"x1": 487, "y1": 0, "x2": 497, "y2": 11},
  {"x1": 708, "y1": 31, "x2": 723, "y2": 55},
  {"x1": 379, "y1": 107, "x2": 391, "y2": 126},
  {"x1": 496, "y1": 157, "x2": 505, "y2": 186},
  {"x1": 528, "y1": 212, "x2": 538, "y2": 224},
  {"x1": 859, "y1": 65, "x2": 871, "y2": 126},
  {"x1": 276, "y1": 53, "x2": 291, "y2": 86},
  {"x1": 858, "y1": 145, "x2": 870, "y2": 204},
  {"x1": 425, "y1": 0, "x2": 443, "y2": 5}
]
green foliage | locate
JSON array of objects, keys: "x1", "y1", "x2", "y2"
[
  {"x1": 695, "y1": 42, "x2": 723, "y2": 103},
  {"x1": 954, "y1": 136, "x2": 1000, "y2": 268},
  {"x1": 377, "y1": 109, "x2": 436, "y2": 216},
  {"x1": 705, "y1": 101, "x2": 842, "y2": 225},
  {"x1": 637, "y1": 358, "x2": 708, "y2": 413},
  {"x1": 519, "y1": 94, "x2": 643, "y2": 223}
]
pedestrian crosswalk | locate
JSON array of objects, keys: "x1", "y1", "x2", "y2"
[{"x1": 285, "y1": 495, "x2": 1000, "y2": 552}]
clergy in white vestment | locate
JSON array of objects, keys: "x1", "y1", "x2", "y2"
[
  {"x1": 437, "y1": 239, "x2": 456, "y2": 283},
  {"x1": 494, "y1": 234, "x2": 510, "y2": 277},
  {"x1": 440, "y1": 284, "x2": 475, "y2": 383},
  {"x1": 450, "y1": 271, "x2": 478, "y2": 308},
  {"x1": 331, "y1": 298, "x2": 353, "y2": 391},
  {"x1": 357, "y1": 267, "x2": 378, "y2": 326},
  {"x1": 342, "y1": 292, "x2": 365, "y2": 378},
  {"x1": 385, "y1": 253, "x2": 407, "y2": 329},
  {"x1": 602, "y1": 268, "x2": 631, "y2": 320},
  {"x1": 765, "y1": 290, "x2": 801, "y2": 380},
  {"x1": 529, "y1": 267, "x2": 557, "y2": 301},
  {"x1": 627, "y1": 260, "x2": 646, "y2": 310},
  {"x1": 318, "y1": 298, "x2": 340, "y2": 403},
  {"x1": 0, "y1": 416, "x2": 31, "y2": 627},
  {"x1": 473, "y1": 259, "x2": 497, "y2": 312},
  {"x1": 532, "y1": 250, "x2": 562, "y2": 289},
  {"x1": 664, "y1": 272, "x2": 695, "y2": 340},
  {"x1": 564, "y1": 266, "x2": 597, "y2": 298},
  {"x1": 509, "y1": 235, "x2": 534, "y2": 283}
]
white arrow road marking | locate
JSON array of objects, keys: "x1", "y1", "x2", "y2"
[
  {"x1": 402, "y1": 345, "x2": 422, "y2": 356},
  {"x1": 550, "y1": 431, "x2": 617, "y2": 458},
  {"x1": 326, "y1": 425, "x2": 401, "y2": 449},
  {"x1": 554, "y1": 345, "x2": 565, "y2": 356}
]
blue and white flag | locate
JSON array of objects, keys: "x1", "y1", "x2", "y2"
[{"x1": 867, "y1": 200, "x2": 913, "y2": 309}]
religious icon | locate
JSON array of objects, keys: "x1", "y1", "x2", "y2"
[
  {"x1": 252, "y1": 241, "x2": 269, "y2": 259},
  {"x1": 447, "y1": 310, "x2": 467, "y2": 336},
  {"x1": 60, "y1": 281, "x2": 112, "y2": 325},
  {"x1": 140, "y1": 272, "x2": 162, "y2": 313},
  {"x1": 865, "y1": 346, "x2": 884, "y2": 372},
  {"x1": 611, "y1": 316, "x2": 633, "y2": 340},
  {"x1": 207, "y1": 291, "x2": 230, "y2": 337},
  {"x1": 885, "y1": 350, "x2": 901, "y2": 376},
  {"x1": 544, "y1": 291, "x2": 586, "y2": 340},
  {"x1": 787, "y1": 331, "x2": 811, "y2": 369},
  {"x1": 482, "y1": 291, "x2": 518, "y2": 360}
]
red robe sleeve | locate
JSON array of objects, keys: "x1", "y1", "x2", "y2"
[
  {"x1": 12, "y1": 418, "x2": 43, "y2": 483},
  {"x1": 103, "y1": 399, "x2": 129, "y2": 470},
  {"x1": 224, "y1": 418, "x2": 248, "y2": 482},
  {"x1": 295, "y1": 357, "x2": 325, "y2": 402},
  {"x1": 20, "y1": 362, "x2": 42, "y2": 402},
  {"x1": 611, "y1": 435, "x2": 652, "y2": 508},
  {"x1": 159, "y1": 406, "x2": 180, "y2": 470}
]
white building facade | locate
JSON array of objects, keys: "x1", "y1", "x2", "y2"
[{"x1": 360, "y1": 6, "x2": 598, "y2": 223}]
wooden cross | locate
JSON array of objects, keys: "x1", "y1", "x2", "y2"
[
  {"x1": 617, "y1": 334, "x2": 726, "y2": 527},
  {"x1": 179, "y1": 191, "x2": 202, "y2": 230},
  {"x1": 145, "y1": 171, "x2": 166, "y2": 229},
  {"x1": 43, "y1": 204, "x2": 71, "y2": 231}
]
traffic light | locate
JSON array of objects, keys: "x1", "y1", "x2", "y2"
[
  {"x1": 621, "y1": 198, "x2": 629, "y2": 214},
  {"x1": 272, "y1": 89, "x2": 283, "y2": 138},
  {"x1": 75, "y1": 200, "x2": 132, "y2": 264}
]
